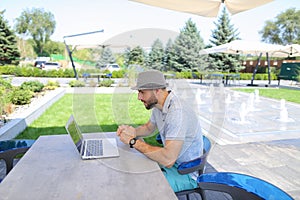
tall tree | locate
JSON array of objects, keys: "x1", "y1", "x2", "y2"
[
  {"x1": 0, "y1": 10, "x2": 20, "y2": 65},
  {"x1": 209, "y1": 8, "x2": 241, "y2": 72},
  {"x1": 169, "y1": 19, "x2": 206, "y2": 72},
  {"x1": 164, "y1": 39, "x2": 174, "y2": 71},
  {"x1": 15, "y1": 8, "x2": 56, "y2": 56},
  {"x1": 125, "y1": 46, "x2": 146, "y2": 66},
  {"x1": 17, "y1": 37, "x2": 36, "y2": 59},
  {"x1": 43, "y1": 40, "x2": 65, "y2": 56},
  {"x1": 96, "y1": 47, "x2": 116, "y2": 67},
  {"x1": 260, "y1": 8, "x2": 300, "y2": 45},
  {"x1": 147, "y1": 39, "x2": 164, "y2": 71}
]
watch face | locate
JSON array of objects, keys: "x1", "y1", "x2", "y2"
[{"x1": 130, "y1": 138, "x2": 136, "y2": 145}]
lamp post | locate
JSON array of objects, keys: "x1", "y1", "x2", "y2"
[{"x1": 63, "y1": 29, "x2": 104, "y2": 79}]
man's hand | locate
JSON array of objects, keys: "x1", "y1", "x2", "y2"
[{"x1": 117, "y1": 125, "x2": 137, "y2": 144}]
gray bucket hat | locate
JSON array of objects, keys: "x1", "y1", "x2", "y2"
[{"x1": 131, "y1": 70, "x2": 168, "y2": 90}]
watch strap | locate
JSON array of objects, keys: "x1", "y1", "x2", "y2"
[{"x1": 129, "y1": 137, "x2": 137, "y2": 148}]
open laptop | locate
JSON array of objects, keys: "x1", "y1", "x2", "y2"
[{"x1": 65, "y1": 115, "x2": 119, "y2": 159}]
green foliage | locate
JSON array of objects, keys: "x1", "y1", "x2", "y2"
[
  {"x1": 175, "y1": 71, "x2": 192, "y2": 79},
  {"x1": 169, "y1": 19, "x2": 206, "y2": 72},
  {"x1": 14, "y1": 8, "x2": 56, "y2": 56},
  {"x1": 0, "y1": 65, "x2": 76, "y2": 78},
  {"x1": 96, "y1": 47, "x2": 116, "y2": 67},
  {"x1": 0, "y1": 76, "x2": 13, "y2": 89},
  {"x1": 239, "y1": 73, "x2": 277, "y2": 80},
  {"x1": 43, "y1": 41, "x2": 65, "y2": 56},
  {"x1": 112, "y1": 70, "x2": 125, "y2": 78},
  {"x1": 164, "y1": 39, "x2": 174, "y2": 71},
  {"x1": 69, "y1": 80, "x2": 85, "y2": 87},
  {"x1": 17, "y1": 38, "x2": 37, "y2": 60},
  {"x1": 9, "y1": 88, "x2": 33, "y2": 105},
  {"x1": 98, "y1": 79, "x2": 114, "y2": 87},
  {"x1": 20, "y1": 81, "x2": 44, "y2": 92},
  {"x1": 234, "y1": 88, "x2": 300, "y2": 104},
  {"x1": 0, "y1": 78, "x2": 13, "y2": 115},
  {"x1": 44, "y1": 80, "x2": 60, "y2": 90},
  {"x1": 124, "y1": 46, "x2": 146, "y2": 66},
  {"x1": 0, "y1": 11, "x2": 21, "y2": 65},
  {"x1": 208, "y1": 8, "x2": 241, "y2": 72},
  {"x1": 147, "y1": 39, "x2": 165, "y2": 71},
  {"x1": 260, "y1": 8, "x2": 300, "y2": 45}
]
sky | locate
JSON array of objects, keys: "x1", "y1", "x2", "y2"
[{"x1": 1, "y1": 0, "x2": 300, "y2": 47}]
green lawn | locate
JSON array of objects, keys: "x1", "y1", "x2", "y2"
[
  {"x1": 233, "y1": 88, "x2": 300, "y2": 104},
  {"x1": 16, "y1": 93, "x2": 153, "y2": 139},
  {"x1": 16, "y1": 87, "x2": 299, "y2": 144}
]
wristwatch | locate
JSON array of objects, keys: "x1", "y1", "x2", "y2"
[{"x1": 129, "y1": 137, "x2": 137, "y2": 148}]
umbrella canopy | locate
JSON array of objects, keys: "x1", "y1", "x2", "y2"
[
  {"x1": 130, "y1": 0, "x2": 274, "y2": 17},
  {"x1": 275, "y1": 44, "x2": 300, "y2": 57},
  {"x1": 66, "y1": 28, "x2": 179, "y2": 52},
  {"x1": 199, "y1": 40, "x2": 285, "y2": 57}
]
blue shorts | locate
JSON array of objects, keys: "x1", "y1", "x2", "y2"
[{"x1": 161, "y1": 164, "x2": 198, "y2": 192}]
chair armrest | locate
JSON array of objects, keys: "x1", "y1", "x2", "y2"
[{"x1": 177, "y1": 158, "x2": 203, "y2": 175}]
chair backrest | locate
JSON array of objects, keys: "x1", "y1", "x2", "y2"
[
  {"x1": 177, "y1": 135, "x2": 212, "y2": 175},
  {"x1": 198, "y1": 172, "x2": 294, "y2": 200},
  {"x1": 0, "y1": 140, "x2": 35, "y2": 176}
]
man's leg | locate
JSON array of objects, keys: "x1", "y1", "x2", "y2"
[{"x1": 161, "y1": 164, "x2": 197, "y2": 192}]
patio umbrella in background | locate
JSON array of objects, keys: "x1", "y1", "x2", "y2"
[
  {"x1": 199, "y1": 40, "x2": 286, "y2": 86},
  {"x1": 275, "y1": 44, "x2": 300, "y2": 57},
  {"x1": 130, "y1": 0, "x2": 274, "y2": 17},
  {"x1": 199, "y1": 40, "x2": 285, "y2": 56}
]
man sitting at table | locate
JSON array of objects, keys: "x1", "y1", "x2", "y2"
[{"x1": 117, "y1": 70, "x2": 203, "y2": 192}]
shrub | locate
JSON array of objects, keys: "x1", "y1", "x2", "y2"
[
  {"x1": 98, "y1": 79, "x2": 114, "y2": 87},
  {"x1": 69, "y1": 80, "x2": 85, "y2": 87},
  {"x1": 9, "y1": 88, "x2": 33, "y2": 105},
  {"x1": 44, "y1": 80, "x2": 60, "y2": 90},
  {"x1": 0, "y1": 77, "x2": 13, "y2": 89},
  {"x1": 20, "y1": 81, "x2": 44, "y2": 93},
  {"x1": 112, "y1": 70, "x2": 125, "y2": 78}
]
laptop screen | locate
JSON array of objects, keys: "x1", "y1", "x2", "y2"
[{"x1": 66, "y1": 116, "x2": 83, "y2": 153}]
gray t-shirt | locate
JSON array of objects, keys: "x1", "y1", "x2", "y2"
[{"x1": 150, "y1": 91, "x2": 203, "y2": 167}]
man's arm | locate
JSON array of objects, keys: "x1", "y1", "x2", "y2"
[
  {"x1": 135, "y1": 120, "x2": 156, "y2": 137},
  {"x1": 118, "y1": 128, "x2": 183, "y2": 168},
  {"x1": 134, "y1": 139, "x2": 183, "y2": 168},
  {"x1": 117, "y1": 120, "x2": 156, "y2": 138}
]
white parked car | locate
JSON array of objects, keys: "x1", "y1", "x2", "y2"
[
  {"x1": 42, "y1": 62, "x2": 61, "y2": 70},
  {"x1": 99, "y1": 64, "x2": 120, "y2": 72}
]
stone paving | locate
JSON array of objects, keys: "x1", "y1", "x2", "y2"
[
  {"x1": 172, "y1": 79, "x2": 300, "y2": 199},
  {"x1": 1, "y1": 77, "x2": 300, "y2": 199}
]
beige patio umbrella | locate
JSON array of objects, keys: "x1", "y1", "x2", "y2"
[
  {"x1": 130, "y1": 0, "x2": 274, "y2": 17},
  {"x1": 274, "y1": 44, "x2": 300, "y2": 57},
  {"x1": 199, "y1": 40, "x2": 285, "y2": 56},
  {"x1": 198, "y1": 40, "x2": 286, "y2": 85}
]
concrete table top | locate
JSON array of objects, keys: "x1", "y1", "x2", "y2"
[{"x1": 0, "y1": 133, "x2": 177, "y2": 200}]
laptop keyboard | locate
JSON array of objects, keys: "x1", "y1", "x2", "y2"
[{"x1": 86, "y1": 140, "x2": 103, "y2": 156}]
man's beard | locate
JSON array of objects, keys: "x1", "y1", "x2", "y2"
[{"x1": 143, "y1": 93, "x2": 158, "y2": 110}]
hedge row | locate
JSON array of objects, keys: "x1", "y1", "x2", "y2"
[{"x1": 0, "y1": 65, "x2": 278, "y2": 80}]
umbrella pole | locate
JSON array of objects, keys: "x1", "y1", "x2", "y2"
[
  {"x1": 249, "y1": 52, "x2": 262, "y2": 86},
  {"x1": 267, "y1": 52, "x2": 271, "y2": 85}
]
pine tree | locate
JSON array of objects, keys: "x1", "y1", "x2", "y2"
[
  {"x1": 169, "y1": 19, "x2": 207, "y2": 72},
  {"x1": 97, "y1": 47, "x2": 116, "y2": 66},
  {"x1": 208, "y1": 8, "x2": 241, "y2": 72},
  {"x1": 147, "y1": 39, "x2": 164, "y2": 71},
  {"x1": 0, "y1": 10, "x2": 20, "y2": 65},
  {"x1": 126, "y1": 46, "x2": 146, "y2": 66},
  {"x1": 164, "y1": 39, "x2": 174, "y2": 71}
]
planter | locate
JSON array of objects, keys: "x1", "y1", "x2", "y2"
[{"x1": 0, "y1": 88, "x2": 66, "y2": 140}]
